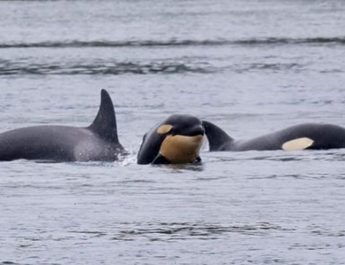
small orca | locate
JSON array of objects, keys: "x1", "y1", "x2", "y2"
[
  {"x1": 203, "y1": 121, "x2": 345, "y2": 151},
  {"x1": 0, "y1": 89, "x2": 126, "y2": 162},
  {"x1": 137, "y1": 115, "x2": 205, "y2": 164}
]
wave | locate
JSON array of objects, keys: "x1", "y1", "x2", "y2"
[
  {"x1": 110, "y1": 221, "x2": 291, "y2": 241},
  {"x1": 0, "y1": 37, "x2": 344, "y2": 49},
  {"x1": 235, "y1": 37, "x2": 345, "y2": 46},
  {"x1": 0, "y1": 59, "x2": 311, "y2": 76},
  {"x1": 231, "y1": 62, "x2": 304, "y2": 73},
  {"x1": 0, "y1": 61, "x2": 213, "y2": 75}
]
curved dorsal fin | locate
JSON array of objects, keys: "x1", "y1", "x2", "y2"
[
  {"x1": 202, "y1": 120, "x2": 233, "y2": 151},
  {"x1": 88, "y1": 89, "x2": 119, "y2": 143}
]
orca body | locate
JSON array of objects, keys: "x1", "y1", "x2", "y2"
[
  {"x1": 0, "y1": 89, "x2": 125, "y2": 162},
  {"x1": 203, "y1": 121, "x2": 345, "y2": 151}
]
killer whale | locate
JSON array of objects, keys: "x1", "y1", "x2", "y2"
[
  {"x1": 203, "y1": 121, "x2": 345, "y2": 151},
  {"x1": 137, "y1": 114, "x2": 205, "y2": 164},
  {"x1": 0, "y1": 89, "x2": 126, "y2": 162}
]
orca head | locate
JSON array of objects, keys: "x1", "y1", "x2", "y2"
[{"x1": 137, "y1": 114, "x2": 205, "y2": 165}]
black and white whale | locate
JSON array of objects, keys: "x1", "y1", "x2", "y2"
[
  {"x1": 137, "y1": 114, "x2": 205, "y2": 164},
  {"x1": 203, "y1": 121, "x2": 345, "y2": 151},
  {"x1": 0, "y1": 89, "x2": 126, "y2": 162}
]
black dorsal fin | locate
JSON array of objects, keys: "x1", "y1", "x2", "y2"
[
  {"x1": 88, "y1": 89, "x2": 119, "y2": 143},
  {"x1": 202, "y1": 120, "x2": 234, "y2": 151}
]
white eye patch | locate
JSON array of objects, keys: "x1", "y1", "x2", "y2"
[
  {"x1": 282, "y1": 137, "x2": 314, "y2": 151},
  {"x1": 156, "y1": 124, "x2": 173, "y2": 135}
]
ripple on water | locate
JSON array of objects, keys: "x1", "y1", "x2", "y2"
[{"x1": 107, "y1": 221, "x2": 293, "y2": 242}]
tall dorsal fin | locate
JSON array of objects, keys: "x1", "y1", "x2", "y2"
[
  {"x1": 88, "y1": 89, "x2": 119, "y2": 143},
  {"x1": 202, "y1": 120, "x2": 233, "y2": 151}
]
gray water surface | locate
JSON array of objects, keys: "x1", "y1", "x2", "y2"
[{"x1": 1, "y1": 0, "x2": 345, "y2": 264}]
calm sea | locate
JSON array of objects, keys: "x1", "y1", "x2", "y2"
[{"x1": 1, "y1": 0, "x2": 345, "y2": 264}]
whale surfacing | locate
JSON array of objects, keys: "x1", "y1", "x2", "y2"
[
  {"x1": 0, "y1": 89, "x2": 125, "y2": 162},
  {"x1": 137, "y1": 114, "x2": 205, "y2": 164},
  {"x1": 203, "y1": 121, "x2": 345, "y2": 152}
]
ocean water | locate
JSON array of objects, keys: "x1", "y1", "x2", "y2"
[{"x1": 1, "y1": 0, "x2": 345, "y2": 264}]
